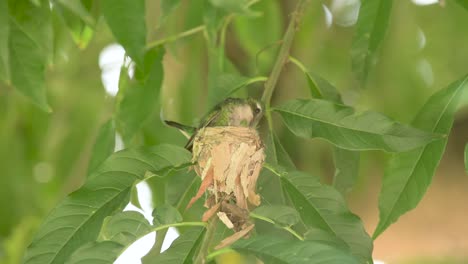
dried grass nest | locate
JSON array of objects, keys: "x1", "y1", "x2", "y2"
[{"x1": 187, "y1": 126, "x2": 265, "y2": 247}]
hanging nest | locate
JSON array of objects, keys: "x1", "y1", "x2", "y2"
[{"x1": 187, "y1": 126, "x2": 265, "y2": 246}]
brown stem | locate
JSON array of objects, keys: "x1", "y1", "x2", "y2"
[
  {"x1": 194, "y1": 217, "x2": 218, "y2": 264},
  {"x1": 261, "y1": 0, "x2": 309, "y2": 108}
]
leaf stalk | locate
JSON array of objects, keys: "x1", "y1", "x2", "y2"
[{"x1": 146, "y1": 25, "x2": 205, "y2": 49}]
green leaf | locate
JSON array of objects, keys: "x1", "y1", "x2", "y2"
[
  {"x1": 66, "y1": 211, "x2": 153, "y2": 264},
  {"x1": 102, "y1": 0, "x2": 146, "y2": 66},
  {"x1": 275, "y1": 98, "x2": 439, "y2": 152},
  {"x1": 55, "y1": 0, "x2": 95, "y2": 26},
  {"x1": 9, "y1": 21, "x2": 49, "y2": 111},
  {"x1": 0, "y1": 0, "x2": 9, "y2": 82},
  {"x1": 145, "y1": 228, "x2": 205, "y2": 264},
  {"x1": 207, "y1": 73, "x2": 267, "y2": 109},
  {"x1": 251, "y1": 205, "x2": 300, "y2": 227},
  {"x1": 23, "y1": 144, "x2": 191, "y2": 264},
  {"x1": 70, "y1": 212, "x2": 150, "y2": 263},
  {"x1": 160, "y1": 0, "x2": 183, "y2": 24},
  {"x1": 9, "y1": 0, "x2": 52, "y2": 112},
  {"x1": 289, "y1": 57, "x2": 342, "y2": 103},
  {"x1": 116, "y1": 48, "x2": 164, "y2": 143},
  {"x1": 209, "y1": 0, "x2": 256, "y2": 16},
  {"x1": 152, "y1": 204, "x2": 183, "y2": 226},
  {"x1": 167, "y1": 170, "x2": 200, "y2": 211},
  {"x1": 265, "y1": 131, "x2": 295, "y2": 169},
  {"x1": 278, "y1": 169, "x2": 373, "y2": 262},
  {"x1": 65, "y1": 241, "x2": 123, "y2": 264},
  {"x1": 233, "y1": 0, "x2": 282, "y2": 72},
  {"x1": 333, "y1": 147, "x2": 360, "y2": 195},
  {"x1": 304, "y1": 71, "x2": 342, "y2": 103},
  {"x1": 203, "y1": 2, "x2": 226, "y2": 45},
  {"x1": 87, "y1": 119, "x2": 115, "y2": 175},
  {"x1": 101, "y1": 211, "x2": 149, "y2": 237},
  {"x1": 351, "y1": 0, "x2": 393, "y2": 85},
  {"x1": 261, "y1": 133, "x2": 294, "y2": 207},
  {"x1": 232, "y1": 236, "x2": 359, "y2": 264},
  {"x1": 289, "y1": 57, "x2": 360, "y2": 194},
  {"x1": 374, "y1": 75, "x2": 468, "y2": 238},
  {"x1": 9, "y1": 0, "x2": 52, "y2": 49},
  {"x1": 304, "y1": 227, "x2": 348, "y2": 251},
  {"x1": 99, "y1": 211, "x2": 151, "y2": 244},
  {"x1": 455, "y1": 0, "x2": 468, "y2": 12},
  {"x1": 54, "y1": 0, "x2": 95, "y2": 49}
]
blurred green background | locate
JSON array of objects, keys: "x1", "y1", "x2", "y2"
[{"x1": 1, "y1": 0, "x2": 468, "y2": 263}]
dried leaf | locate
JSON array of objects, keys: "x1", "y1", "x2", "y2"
[
  {"x1": 187, "y1": 164, "x2": 214, "y2": 208},
  {"x1": 217, "y1": 212, "x2": 234, "y2": 229},
  {"x1": 202, "y1": 203, "x2": 221, "y2": 222},
  {"x1": 215, "y1": 224, "x2": 255, "y2": 250}
]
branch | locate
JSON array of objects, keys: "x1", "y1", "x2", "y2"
[
  {"x1": 261, "y1": 0, "x2": 309, "y2": 107},
  {"x1": 194, "y1": 218, "x2": 218, "y2": 264},
  {"x1": 146, "y1": 25, "x2": 205, "y2": 49}
]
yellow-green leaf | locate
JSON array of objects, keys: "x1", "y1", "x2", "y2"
[
  {"x1": 87, "y1": 119, "x2": 115, "y2": 175},
  {"x1": 275, "y1": 99, "x2": 439, "y2": 152},
  {"x1": 116, "y1": 48, "x2": 164, "y2": 143},
  {"x1": 102, "y1": 0, "x2": 146, "y2": 67},
  {"x1": 374, "y1": 75, "x2": 468, "y2": 238},
  {"x1": 233, "y1": 236, "x2": 360, "y2": 264},
  {"x1": 251, "y1": 205, "x2": 300, "y2": 227},
  {"x1": 9, "y1": 0, "x2": 52, "y2": 111},
  {"x1": 144, "y1": 228, "x2": 205, "y2": 264},
  {"x1": 279, "y1": 170, "x2": 373, "y2": 262},
  {"x1": 351, "y1": 0, "x2": 393, "y2": 85},
  {"x1": 23, "y1": 145, "x2": 191, "y2": 264},
  {"x1": 0, "y1": 0, "x2": 9, "y2": 82}
]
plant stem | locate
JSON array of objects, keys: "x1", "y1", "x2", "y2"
[
  {"x1": 152, "y1": 221, "x2": 207, "y2": 232},
  {"x1": 134, "y1": 222, "x2": 207, "y2": 264},
  {"x1": 194, "y1": 218, "x2": 218, "y2": 264},
  {"x1": 206, "y1": 247, "x2": 236, "y2": 261},
  {"x1": 284, "y1": 226, "x2": 305, "y2": 241},
  {"x1": 141, "y1": 229, "x2": 168, "y2": 261},
  {"x1": 261, "y1": 0, "x2": 309, "y2": 107},
  {"x1": 288, "y1": 56, "x2": 308, "y2": 73},
  {"x1": 146, "y1": 25, "x2": 205, "y2": 49},
  {"x1": 219, "y1": 15, "x2": 234, "y2": 71},
  {"x1": 250, "y1": 212, "x2": 304, "y2": 241},
  {"x1": 260, "y1": 1, "x2": 309, "y2": 205},
  {"x1": 263, "y1": 162, "x2": 283, "y2": 177},
  {"x1": 154, "y1": 230, "x2": 167, "y2": 251}
]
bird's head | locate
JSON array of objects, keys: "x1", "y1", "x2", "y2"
[{"x1": 218, "y1": 98, "x2": 264, "y2": 127}]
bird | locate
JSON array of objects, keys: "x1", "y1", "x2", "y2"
[{"x1": 165, "y1": 97, "x2": 264, "y2": 150}]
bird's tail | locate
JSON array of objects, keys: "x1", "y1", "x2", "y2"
[{"x1": 164, "y1": 120, "x2": 196, "y2": 139}]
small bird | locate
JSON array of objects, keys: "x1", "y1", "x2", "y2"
[{"x1": 165, "y1": 97, "x2": 264, "y2": 150}]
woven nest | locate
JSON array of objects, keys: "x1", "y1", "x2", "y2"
[{"x1": 187, "y1": 126, "x2": 265, "y2": 243}]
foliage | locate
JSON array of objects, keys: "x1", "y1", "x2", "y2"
[
  {"x1": 0, "y1": 0, "x2": 467, "y2": 263},
  {"x1": 465, "y1": 144, "x2": 468, "y2": 175}
]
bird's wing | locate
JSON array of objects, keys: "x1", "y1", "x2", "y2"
[
  {"x1": 184, "y1": 110, "x2": 221, "y2": 151},
  {"x1": 164, "y1": 120, "x2": 196, "y2": 139}
]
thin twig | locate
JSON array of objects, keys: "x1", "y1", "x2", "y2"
[
  {"x1": 206, "y1": 247, "x2": 236, "y2": 261},
  {"x1": 261, "y1": 0, "x2": 309, "y2": 106},
  {"x1": 261, "y1": 0, "x2": 309, "y2": 161},
  {"x1": 152, "y1": 221, "x2": 207, "y2": 232},
  {"x1": 194, "y1": 217, "x2": 218, "y2": 264},
  {"x1": 146, "y1": 25, "x2": 205, "y2": 49},
  {"x1": 250, "y1": 212, "x2": 304, "y2": 241}
]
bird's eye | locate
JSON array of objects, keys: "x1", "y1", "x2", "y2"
[{"x1": 254, "y1": 107, "x2": 261, "y2": 114}]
